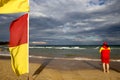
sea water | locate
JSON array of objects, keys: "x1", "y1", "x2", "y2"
[
  {"x1": 0, "y1": 45, "x2": 120, "y2": 60},
  {"x1": 29, "y1": 45, "x2": 120, "y2": 60}
]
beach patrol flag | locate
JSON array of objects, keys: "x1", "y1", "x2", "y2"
[
  {"x1": 9, "y1": 13, "x2": 28, "y2": 76},
  {"x1": 0, "y1": 0, "x2": 29, "y2": 14}
]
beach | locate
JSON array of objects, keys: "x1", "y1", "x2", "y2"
[
  {"x1": 0, "y1": 55, "x2": 120, "y2": 80},
  {"x1": 29, "y1": 57, "x2": 120, "y2": 80},
  {"x1": 0, "y1": 55, "x2": 30, "y2": 80},
  {"x1": 0, "y1": 45, "x2": 120, "y2": 80}
]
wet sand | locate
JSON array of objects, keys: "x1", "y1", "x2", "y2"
[
  {"x1": 29, "y1": 57, "x2": 120, "y2": 80},
  {"x1": 0, "y1": 55, "x2": 120, "y2": 80}
]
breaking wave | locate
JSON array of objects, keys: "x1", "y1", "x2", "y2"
[{"x1": 29, "y1": 55, "x2": 120, "y2": 62}]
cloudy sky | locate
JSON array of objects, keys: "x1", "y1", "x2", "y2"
[{"x1": 0, "y1": 0, "x2": 120, "y2": 45}]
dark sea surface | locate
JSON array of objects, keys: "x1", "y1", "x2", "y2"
[
  {"x1": 0, "y1": 45, "x2": 119, "y2": 60},
  {"x1": 29, "y1": 45, "x2": 120, "y2": 59}
]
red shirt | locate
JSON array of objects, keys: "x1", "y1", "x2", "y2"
[{"x1": 99, "y1": 46, "x2": 111, "y2": 63}]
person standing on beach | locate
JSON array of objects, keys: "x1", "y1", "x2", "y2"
[{"x1": 99, "y1": 42, "x2": 111, "y2": 73}]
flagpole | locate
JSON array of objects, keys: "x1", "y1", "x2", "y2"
[
  {"x1": 27, "y1": 11, "x2": 30, "y2": 80},
  {"x1": 27, "y1": 13, "x2": 33, "y2": 80},
  {"x1": 28, "y1": 0, "x2": 30, "y2": 80}
]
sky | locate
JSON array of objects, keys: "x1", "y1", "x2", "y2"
[{"x1": 0, "y1": 0, "x2": 120, "y2": 45}]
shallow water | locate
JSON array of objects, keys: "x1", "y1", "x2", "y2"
[{"x1": 29, "y1": 45, "x2": 120, "y2": 59}]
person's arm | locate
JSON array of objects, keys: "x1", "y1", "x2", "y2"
[
  {"x1": 108, "y1": 47, "x2": 111, "y2": 52},
  {"x1": 99, "y1": 47, "x2": 104, "y2": 53}
]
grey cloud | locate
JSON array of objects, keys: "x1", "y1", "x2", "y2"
[
  {"x1": 0, "y1": 0, "x2": 120, "y2": 45},
  {"x1": 29, "y1": 0, "x2": 120, "y2": 45},
  {"x1": 0, "y1": 13, "x2": 26, "y2": 41}
]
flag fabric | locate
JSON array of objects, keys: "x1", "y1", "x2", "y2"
[
  {"x1": 0, "y1": 0, "x2": 29, "y2": 14},
  {"x1": 9, "y1": 13, "x2": 28, "y2": 76}
]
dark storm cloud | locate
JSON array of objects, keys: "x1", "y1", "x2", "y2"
[
  {"x1": 28, "y1": 0, "x2": 120, "y2": 45},
  {"x1": 0, "y1": 13, "x2": 26, "y2": 41},
  {"x1": 29, "y1": 16, "x2": 63, "y2": 41},
  {"x1": 0, "y1": 15, "x2": 14, "y2": 41},
  {"x1": 0, "y1": 0, "x2": 120, "y2": 45}
]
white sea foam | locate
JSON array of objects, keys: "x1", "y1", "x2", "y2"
[
  {"x1": 0, "y1": 53, "x2": 119, "y2": 62},
  {"x1": 0, "y1": 53, "x2": 10, "y2": 56},
  {"x1": 29, "y1": 46, "x2": 86, "y2": 50},
  {"x1": 29, "y1": 55, "x2": 120, "y2": 62},
  {"x1": 93, "y1": 46, "x2": 100, "y2": 49}
]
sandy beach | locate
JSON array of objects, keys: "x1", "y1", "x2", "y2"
[
  {"x1": 0, "y1": 56, "x2": 30, "y2": 80},
  {"x1": 29, "y1": 58, "x2": 120, "y2": 80},
  {"x1": 0, "y1": 55, "x2": 120, "y2": 80}
]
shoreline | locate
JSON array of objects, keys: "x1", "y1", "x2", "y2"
[
  {"x1": 29, "y1": 56, "x2": 120, "y2": 71},
  {"x1": 0, "y1": 53, "x2": 120, "y2": 62},
  {"x1": 0, "y1": 55, "x2": 120, "y2": 80},
  {"x1": 29, "y1": 57, "x2": 120, "y2": 80}
]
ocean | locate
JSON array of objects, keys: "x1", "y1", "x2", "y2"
[
  {"x1": 0, "y1": 45, "x2": 120, "y2": 61},
  {"x1": 29, "y1": 45, "x2": 120, "y2": 60}
]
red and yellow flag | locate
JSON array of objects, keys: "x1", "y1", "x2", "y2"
[
  {"x1": 9, "y1": 14, "x2": 28, "y2": 76},
  {"x1": 0, "y1": 0, "x2": 29, "y2": 14}
]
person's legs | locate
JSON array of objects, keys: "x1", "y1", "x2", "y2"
[
  {"x1": 106, "y1": 63, "x2": 110, "y2": 73},
  {"x1": 102, "y1": 63, "x2": 106, "y2": 73}
]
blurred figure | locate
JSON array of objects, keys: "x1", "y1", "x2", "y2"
[{"x1": 99, "y1": 42, "x2": 111, "y2": 73}]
